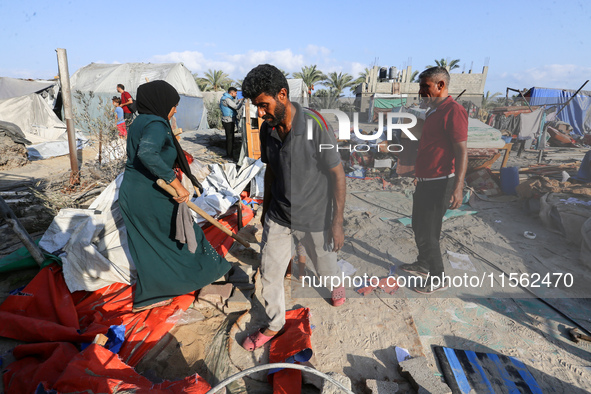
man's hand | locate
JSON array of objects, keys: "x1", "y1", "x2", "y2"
[
  {"x1": 331, "y1": 222, "x2": 344, "y2": 252},
  {"x1": 449, "y1": 186, "x2": 463, "y2": 209}
]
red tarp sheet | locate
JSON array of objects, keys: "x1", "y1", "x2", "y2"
[
  {"x1": 5, "y1": 343, "x2": 210, "y2": 394},
  {"x1": 268, "y1": 308, "x2": 313, "y2": 394},
  {"x1": 1, "y1": 206, "x2": 254, "y2": 393}
]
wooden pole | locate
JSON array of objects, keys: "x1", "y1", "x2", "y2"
[
  {"x1": 56, "y1": 48, "x2": 80, "y2": 185},
  {"x1": 156, "y1": 179, "x2": 251, "y2": 248},
  {"x1": 0, "y1": 196, "x2": 45, "y2": 266}
]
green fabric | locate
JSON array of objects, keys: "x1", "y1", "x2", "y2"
[
  {"x1": 0, "y1": 241, "x2": 61, "y2": 273},
  {"x1": 119, "y1": 114, "x2": 231, "y2": 308},
  {"x1": 373, "y1": 98, "x2": 407, "y2": 108}
]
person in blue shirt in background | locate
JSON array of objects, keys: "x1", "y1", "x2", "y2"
[
  {"x1": 219, "y1": 87, "x2": 244, "y2": 160},
  {"x1": 112, "y1": 96, "x2": 127, "y2": 138}
]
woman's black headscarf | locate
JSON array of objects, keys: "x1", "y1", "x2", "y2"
[{"x1": 136, "y1": 80, "x2": 202, "y2": 193}]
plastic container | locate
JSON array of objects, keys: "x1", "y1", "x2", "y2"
[{"x1": 500, "y1": 167, "x2": 519, "y2": 195}]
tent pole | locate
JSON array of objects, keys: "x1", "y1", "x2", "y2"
[
  {"x1": 56, "y1": 48, "x2": 80, "y2": 186},
  {"x1": 555, "y1": 80, "x2": 589, "y2": 118}
]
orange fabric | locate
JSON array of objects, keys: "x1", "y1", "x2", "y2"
[
  {"x1": 4, "y1": 344, "x2": 209, "y2": 394},
  {"x1": 268, "y1": 308, "x2": 313, "y2": 394},
  {"x1": 0, "y1": 206, "x2": 253, "y2": 392}
]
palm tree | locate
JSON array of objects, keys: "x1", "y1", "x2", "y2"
[
  {"x1": 202, "y1": 69, "x2": 233, "y2": 92},
  {"x1": 482, "y1": 91, "x2": 502, "y2": 109},
  {"x1": 426, "y1": 58, "x2": 461, "y2": 71},
  {"x1": 292, "y1": 65, "x2": 326, "y2": 94},
  {"x1": 310, "y1": 88, "x2": 341, "y2": 110},
  {"x1": 279, "y1": 69, "x2": 290, "y2": 78},
  {"x1": 410, "y1": 70, "x2": 419, "y2": 82},
  {"x1": 323, "y1": 72, "x2": 356, "y2": 95},
  {"x1": 354, "y1": 67, "x2": 371, "y2": 84}
]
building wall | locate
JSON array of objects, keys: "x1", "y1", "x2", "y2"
[{"x1": 355, "y1": 66, "x2": 488, "y2": 113}]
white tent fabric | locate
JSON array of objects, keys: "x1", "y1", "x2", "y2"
[
  {"x1": 39, "y1": 174, "x2": 136, "y2": 292},
  {"x1": 71, "y1": 62, "x2": 207, "y2": 130},
  {"x1": 37, "y1": 159, "x2": 263, "y2": 292},
  {"x1": 287, "y1": 79, "x2": 309, "y2": 106},
  {"x1": 0, "y1": 77, "x2": 57, "y2": 100},
  {"x1": 0, "y1": 92, "x2": 88, "y2": 159},
  {"x1": 71, "y1": 63, "x2": 202, "y2": 97},
  {"x1": 189, "y1": 158, "x2": 264, "y2": 224},
  {"x1": 0, "y1": 93, "x2": 66, "y2": 142}
]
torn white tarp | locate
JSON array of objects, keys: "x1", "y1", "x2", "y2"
[
  {"x1": 189, "y1": 158, "x2": 264, "y2": 224},
  {"x1": 0, "y1": 92, "x2": 89, "y2": 160},
  {"x1": 38, "y1": 173, "x2": 135, "y2": 292}
]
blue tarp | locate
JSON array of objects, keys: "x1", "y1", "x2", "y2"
[{"x1": 527, "y1": 87, "x2": 591, "y2": 136}]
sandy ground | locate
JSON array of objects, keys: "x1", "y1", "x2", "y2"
[{"x1": 1, "y1": 128, "x2": 591, "y2": 393}]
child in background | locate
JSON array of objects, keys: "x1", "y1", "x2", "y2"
[{"x1": 112, "y1": 96, "x2": 127, "y2": 138}]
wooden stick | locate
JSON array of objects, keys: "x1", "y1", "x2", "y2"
[
  {"x1": 156, "y1": 179, "x2": 250, "y2": 248},
  {"x1": 0, "y1": 196, "x2": 45, "y2": 265}
]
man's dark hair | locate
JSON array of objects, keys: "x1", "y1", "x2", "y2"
[
  {"x1": 242, "y1": 64, "x2": 289, "y2": 100},
  {"x1": 419, "y1": 67, "x2": 450, "y2": 86},
  {"x1": 228, "y1": 87, "x2": 237, "y2": 93},
  {"x1": 117, "y1": 83, "x2": 125, "y2": 90}
]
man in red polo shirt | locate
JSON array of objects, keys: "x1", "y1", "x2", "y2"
[
  {"x1": 400, "y1": 67, "x2": 468, "y2": 293},
  {"x1": 117, "y1": 84, "x2": 134, "y2": 125}
]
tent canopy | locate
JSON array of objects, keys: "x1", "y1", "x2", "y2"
[
  {"x1": 525, "y1": 86, "x2": 591, "y2": 136},
  {"x1": 71, "y1": 63, "x2": 203, "y2": 97},
  {"x1": 71, "y1": 63, "x2": 207, "y2": 130},
  {"x1": 0, "y1": 77, "x2": 57, "y2": 100}
]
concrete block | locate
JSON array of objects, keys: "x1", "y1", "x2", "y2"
[
  {"x1": 229, "y1": 265, "x2": 253, "y2": 284},
  {"x1": 399, "y1": 356, "x2": 451, "y2": 394},
  {"x1": 197, "y1": 283, "x2": 233, "y2": 308},
  {"x1": 321, "y1": 372, "x2": 352, "y2": 394},
  {"x1": 224, "y1": 288, "x2": 252, "y2": 312},
  {"x1": 366, "y1": 379, "x2": 398, "y2": 393}
]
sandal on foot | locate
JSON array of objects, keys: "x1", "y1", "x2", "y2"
[
  {"x1": 331, "y1": 286, "x2": 346, "y2": 307},
  {"x1": 131, "y1": 299, "x2": 172, "y2": 313},
  {"x1": 242, "y1": 330, "x2": 275, "y2": 351}
]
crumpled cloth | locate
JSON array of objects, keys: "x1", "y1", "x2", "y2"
[{"x1": 175, "y1": 203, "x2": 197, "y2": 253}]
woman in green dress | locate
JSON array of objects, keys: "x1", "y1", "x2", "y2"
[{"x1": 119, "y1": 80, "x2": 231, "y2": 311}]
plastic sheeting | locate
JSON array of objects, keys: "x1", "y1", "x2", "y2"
[
  {"x1": 71, "y1": 62, "x2": 207, "y2": 131},
  {"x1": 287, "y1": 79, "x2": 309, "y2": 106},
  {"x1": 38, "y1": 174, "x2": 135, "y2": 293},
  {"x1": 0, "y1": 93, "x2": 66, "y2": 141},
  {"x1": 38, "y1": 170, "x2": 255, "y2": 293},
  {"x1": 467, "y1": 118, "x2": 506, "y2": 149},
  {"x1": 268, "y1": 308, "x2": 313, "y2": 394},
  {"x1": 527, "y1": 87, "x2": 591, "y2": 136},
  {"x1": 0, "y1": 92, "x2": 89, "y2": 159},
  {"x1": 0, "y1": 264, "x2": 206, "y2": 393},
  {"x1": 191, "y1": 158, "x2": 264, "y2": 224},
  {"x1": 3, "y1": 343, "x2": 210, "y2": 394},
  {"x1": 0, "y1": 77, "x2": 56, "y2": 100}
]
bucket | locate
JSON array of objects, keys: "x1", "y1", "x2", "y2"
[{"x1": 500, "y1": 167, "x2": 519, "y2": 195}]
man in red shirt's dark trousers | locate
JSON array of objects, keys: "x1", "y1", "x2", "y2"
[
  {"x1": 401, "y1": 67, "x2": 468, "y2": 293},
  {"x1": 117, "y1": 84, "x2": 134, "y2": 125}
]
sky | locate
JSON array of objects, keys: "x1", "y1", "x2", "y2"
[{"x1": 1, "y1": 0, "x2": 590, "y2": 96}]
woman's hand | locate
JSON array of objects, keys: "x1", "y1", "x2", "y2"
[{"x1": 169, "y1": 178, "x2": 191, "y2": 203}]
